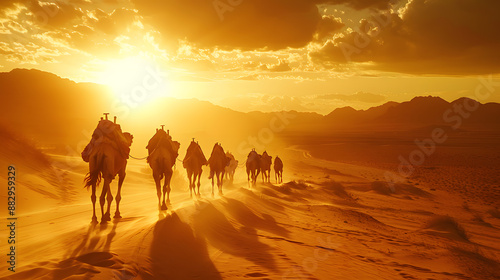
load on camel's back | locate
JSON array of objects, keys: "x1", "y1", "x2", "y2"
[
  {"x1": 81, "y1": 115, "x2": 131, "y2": 162},
  {"x1": 146, "y1": 127, "x2": 180, "y2": 164}
]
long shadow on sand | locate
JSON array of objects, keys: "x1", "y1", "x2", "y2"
[
  {"x1": 149, "y1": 213, "x2": 222, "y2": 280},
  {"x1": 220, "y1": 197, "x2": 290, "y2": 237},
  {"x1": 192, "y1": 201, "x2": 279, "y2": 272}
]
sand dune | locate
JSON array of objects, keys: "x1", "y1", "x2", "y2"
[{"x1": 1, "y1": 136, "x2": 499, "y2": 280}]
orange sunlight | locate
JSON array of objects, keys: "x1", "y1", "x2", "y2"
[{"x1": 99, "y1": 57, "x2": 171, "y2": 107}]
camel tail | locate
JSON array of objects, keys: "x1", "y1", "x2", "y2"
[{"x1": 84, "y1": 155, "x2": 103, "y2": 189}]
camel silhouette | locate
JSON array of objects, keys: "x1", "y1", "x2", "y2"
[
  {"x1": 246, "y1": 149, "x2": 261, "y2": 187},
  {"x1": 260, "y1": 151, "x2": 272, "y2": 183},
  {"x1": 183, "y1": 140, "x2": 207, "y2": 198},
  {"x1": 274, "y1": 156, "x2": 283, "y2": 184},
  {"x1": 207, "y1": 143, "x2": 229, "y2": 197},
  {"x1": 224, "y1": 152, "x2": 238, "y2": 183},
  {"x1": 83, "y1": 117, "x2": 133, "y2": 223},
  {"x1": 147, "y1": 128, "x2": 180, "y2": 210}
]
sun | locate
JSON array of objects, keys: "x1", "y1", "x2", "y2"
[{"x1": 99, "y1": 57, "x2": 170, "y2": 104}]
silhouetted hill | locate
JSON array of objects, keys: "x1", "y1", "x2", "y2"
[
  {"x1": 377, "y1": 96, "x2": 450, "y2": 124},
  {"x1": 325, "y1": 102, "x2": 398, "y2": 124},
  {"x1": 0, "y1": 68, "x2": 113, "y2": 145},
  {"x1": 323, "y1": 96, "x2": 500, "y2": 130}
]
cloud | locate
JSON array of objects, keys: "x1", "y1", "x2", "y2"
[
  {"x1": 317, "y1": 0, "x2": 394, "y2": 10},
  {"x1": 88, "y1": 8, "x2": 138, "y2": 36},
  {"x1": 131, "y1": 0, "x2": 361, "y2": 51},
  {"x1": 262, "y1": 59, "x2": 292, "y2": 72},
  {"x1": 314, "y1": 15, "x2": 345, "y2": 41},
  {"x1": 29, "y1": 1, "x2": 84, "y2": 29},
  {"x1": 310, "y1": 0, "x2": 500, "y2": 74},
  {"x1": 318, "y1": 92, "x2": 386, "y2": 103}
]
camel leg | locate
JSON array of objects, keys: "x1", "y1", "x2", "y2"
[
  {"x1": 211, "y1": 172, "x2": 215, "y2": 198},
  {"x1": 165, "y1": 170, "x2": 172, "y2": 205},
  {"x1": 161, "y1": 177, "x2": 168, "y2": 210},
  {"x1": 218, "y1": 172, "x2": 223, "y2": 196},
  {"x1": 154, "y1": 174, "x2": 162, "y2": 210},
  {"x1": 160, "y1": 175, "x2": 167, "y2": 210},
  {"x1": 196, "y1": 171, "x2": 202, "y2": 197},
  {"x1": 114, "y1": 173, "x2": 125, "y2": 219},
  {"x1": 188, "y1": 172, "x2": 193, "y2": 198},
  {"x1": 99, "y1": 181, "x2": 107, "y2": 221},
  {"x1": 104, "y1": 179, "x2": 113, "y2": 223},
  {"x1": 91, "y1": 184, "x2": 97, "y2": 223}
]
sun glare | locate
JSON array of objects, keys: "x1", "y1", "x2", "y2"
[{"x1": 100, "y1": 57, "x2": 170, "y2": 105}]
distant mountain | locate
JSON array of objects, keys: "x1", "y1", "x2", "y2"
[
  {"x1": 1, "y1": 68, "x2": 499, "y2": 154},
  {"x1": 325, "y1": 101, "x2": 398, "y2": 123},
  {"x1": 323, "y1": 96, "x2": 500, "y2": 130},
  {"x1": 0, "y1": 68, "x2": 113, "y2": 144},
  {"x1": 0, "y1": 69, "x2": 322, "y2": 154},
  {"x1": 377, "y1": 96, "x2": 450, "y2": 124}
]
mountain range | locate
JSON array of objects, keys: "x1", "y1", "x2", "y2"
[{"x1": 1, "y1": 68, "x2": 499, "y2": 150}]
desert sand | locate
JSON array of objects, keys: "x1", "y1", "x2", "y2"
[{"x1": 1, "y1": 127, "x2": 499, "y2": 280}]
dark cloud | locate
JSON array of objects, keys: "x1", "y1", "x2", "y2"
[
  {"x1": 311, "y1": 0, "x2": 500, "y2": 74},
  {"x1": 29, "y1": 1, "x2": 84, "y2": 29},
  {"x1": 131, "y1": 0, "x2": 377, "y2": 51},
  {"x1": 315, "y1": 0, "x2": 394, "y2": 10},
  {"x1": 318, "y1": 92, "x2": 386, "y2": 103},
  {"x1": 314, "y1": 15, "x2": 345, "y2": 41}
]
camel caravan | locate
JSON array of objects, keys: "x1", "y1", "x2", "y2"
[{"x1": 82, "y1": 114, "x2": 284, "y2": 223}]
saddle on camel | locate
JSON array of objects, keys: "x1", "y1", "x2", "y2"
[
  {"x1": 81, "y1": 114, "x2": 131, "y2": 162},
  {"x1": 146, "y1": 126, "x2": 179, "y2": 163}
]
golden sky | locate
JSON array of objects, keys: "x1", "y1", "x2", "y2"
[{"x1": 1, "y1": 0, "x2": 499, "y2": 114}]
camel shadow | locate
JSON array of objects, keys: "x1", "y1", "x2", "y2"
[
  {"x1": 67, "y1": 217, "x2": 142, "y2": 260},
  {"x1": 148, "y1": 212, "x2": 222, "y2": 280},
  {"x1": 67, "y1": 223, "x2": 118, "y2": 259},
  {"x1": 192, "y1": 201, "x2": 279, "y2": 272},
  {"x1": 220, "y1": 197, "x2": 290, "y2": 237}
]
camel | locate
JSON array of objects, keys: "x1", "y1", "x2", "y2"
[
  {"x1": 83, "y1": 119, "x2": 133, "y2": 223},
  {"x1": 147, "y1": 129, "x2": 180, "y2": 210},
  {"x1": 246, "y1": 149, "x2": 261, "y2": 186},
  {"x1": 274, "y1": 156, "x2": 283, "y2": 184},
  {"x1": 225, "y1": 152, "x2": 238, "y2": 183},
  {"x1": 260, "y1": 151, "x2": 272, "y2": 183},
  {"x1": 208, "y1": 143, "x2": 229, "y2": 197},
  {"x1": 183, "y1": 140, "x2": 207, "y2": 198}
]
